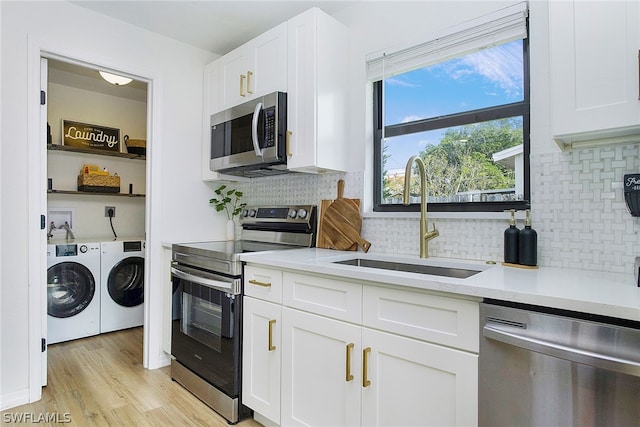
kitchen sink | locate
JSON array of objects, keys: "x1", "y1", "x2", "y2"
[{"x1": 333, "y1": 258, "x2": 482, "y2": 279}]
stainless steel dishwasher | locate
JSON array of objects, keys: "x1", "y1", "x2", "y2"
[{"x1": 479, "y1": 300, "x2": 640, "y2": 427}]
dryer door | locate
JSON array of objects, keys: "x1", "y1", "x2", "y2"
[
  {"x1": 47, "y1": 261, "x2": 96, "y2": 318},
  {"x1": 107, "y1": 256, "x2": 144, "y2": 307}
]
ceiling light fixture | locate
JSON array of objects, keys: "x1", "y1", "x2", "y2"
[{"x1": 99, "y1": 71, "x2": 132, "y2": 86}]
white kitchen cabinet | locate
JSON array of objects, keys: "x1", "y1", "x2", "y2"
[
  {"x1": 242, "y1": 265, "x2": 479, "y2": 426},
  {"x1": 202, "y1": 8, "x2": 349, "y2": 180},
  {"x1": 362, "y1": 285, "x2": 479, "y2": 353},
  {"x1": 216, "y1": 23, "x2": 287, "y2": 112},
  {"x1": 242, "y1": 266, "x2": 284, "y2": 425},
  {"x1": 202, "y1": 24, "x2": 286, "y2": 181},
  {"x1": 244, "y1": 265, "x2": 284, "y2": 303},
  {"x1": 361, "y1": 328, "x2": 477, "y2": 427},
  {"x1": 242, "y1": 296, "x2": 282, "y2": 424},
  {"x1": 286, "y1": 8, "x2": 349, "y2": 173},
  {"x1": 281, "y1": 307, "x2": 362, "y2": 427},
  {"x1": 549, "y1": 0, "x2": 640, "y2": 149}
]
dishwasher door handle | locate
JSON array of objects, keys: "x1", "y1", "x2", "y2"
[{"x1": 483, "y1": 325, "x2": 640, "y2": 378}]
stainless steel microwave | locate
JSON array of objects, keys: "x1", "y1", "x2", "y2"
[{"x1": 210, "y1": 91, "x2": 287, "y2": 177}]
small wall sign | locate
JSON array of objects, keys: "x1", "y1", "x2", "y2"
[{"x1": 62, "y1": 120, "x2": 120, "y2": 152}]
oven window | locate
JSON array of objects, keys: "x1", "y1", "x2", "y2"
[{"x1": 181, "y1": 291, "x2": 227, "y2": 353}]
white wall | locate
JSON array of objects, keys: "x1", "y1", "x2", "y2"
[{"x1": 0, "y1": 0, "x2": 220, "y2": 410}]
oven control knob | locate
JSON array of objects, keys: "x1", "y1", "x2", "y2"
[
  {"x1": 79, "y1": 245, "x2": 88, "y2": 253},
  {"x1": 297, "y1": 208, "x2": 308, "y2": 219},
  {"x1": 248, "y1": 209, "x2": 257, "y2": 217},
  {"x1": 288, "y1": 208, "x2": 297, "y2": 219},
  {"x1": 241, "y1": 209, "x2": 249, "y2": 217}
]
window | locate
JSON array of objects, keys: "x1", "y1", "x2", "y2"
[{"x1": 370, "y1": 3, "x2": 530, "y2": 213}]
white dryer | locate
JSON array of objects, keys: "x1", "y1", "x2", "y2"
[
  {"x1": 47, "y1": 242, "x2": 101, "y2": 344},
  {"x1": 100, "y1": 240, "x2": 145, "y2": 333}
]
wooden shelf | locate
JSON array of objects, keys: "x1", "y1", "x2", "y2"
[
  {"x1": 48, "y1": 190, "x2": 145, "y2": 198},
  {"x1": 47, "y1": 144, "x2": 146, "y2": 160}
]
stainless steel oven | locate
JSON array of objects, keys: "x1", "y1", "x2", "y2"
[{"x1": 171, "y1": 205, "x2": 316, "y2": 423}]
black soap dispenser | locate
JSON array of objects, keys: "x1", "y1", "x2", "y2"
[
  {"x1": 504, "y1": 209, "x2": 519, "y2": 264},
  {"x1": 519, "y1": 209, "x2": 537, "y2": 267}
]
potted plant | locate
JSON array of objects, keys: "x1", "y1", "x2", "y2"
[{"x1": 209, "y1": 184, "x2": 246, "y2": 240}]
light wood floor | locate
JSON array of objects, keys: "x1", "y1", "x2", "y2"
[{"x1": 1, "y1": 328, "x2": 262, "y2": 426}]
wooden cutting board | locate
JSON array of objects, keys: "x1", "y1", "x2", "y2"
[
  {"x1": 317, "y1": 180, "x2": 359, "y2": 250},
  {"x1": 317, "y1": 180, "x2": 371, "y2": 252}
]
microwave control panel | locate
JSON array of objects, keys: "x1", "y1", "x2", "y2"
[{"x1": 263, "y1": 107, "x2": 276, "y2": 148}]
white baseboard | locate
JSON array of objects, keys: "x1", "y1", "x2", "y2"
[
  {"x1": 0, "y1": 389, "x2": 30, "y2": 411},
  {"x1": 147, "y1": 351, "x2": 171, "y2": 370}
]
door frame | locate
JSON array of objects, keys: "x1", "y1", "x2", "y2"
[{"x1": 27, "y1": 37, "x2": 167, "y2": 401}]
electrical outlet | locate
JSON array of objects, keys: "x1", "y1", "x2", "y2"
[{"x1": 105, "y1": 206, "x2": 116, "y2": 218}]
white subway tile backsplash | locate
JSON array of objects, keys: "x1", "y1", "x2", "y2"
[{"x1": 233, "y1": 143, "x2": 640, "y2": 275}]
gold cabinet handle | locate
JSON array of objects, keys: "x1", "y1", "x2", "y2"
[
  {"x1": 247, "y1": 70, "x2": 253, "y2": 94},
  {"x1": 248, "y1": 279, "x2": 271, "y2": 287},
  {"x1": 345, "y1": 343, "x2": 354, "y2": 381},
  {"x1": 240, "y1": 74, "x2": 246, "y2": 97},
  {"x1": 268, "y1": 319, "x2": 276, "y2": 351},
  {"x1": 286, "y1": 130, "x2": 292, "y2": 157},
  {"x1": 362, "y1": 347, "x2": 371, "y2": 387}
]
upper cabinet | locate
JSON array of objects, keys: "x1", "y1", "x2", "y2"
[
  {"x1": 215, "y1": 23, "x2": 287, "y2": 113},
  {"x1": 202, "y1": 8, "x2": 349, "y2": 180},
  {"x1": 286, "y1": 8, "x2": 349, "y2": 174},
  {"x1": 549, "y1": 0, "x2": 640, "y2": 150}
]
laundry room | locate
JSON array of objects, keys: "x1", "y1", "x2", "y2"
[{"x1": 45, "y1": 58, "x2": 148, "y2": 345}]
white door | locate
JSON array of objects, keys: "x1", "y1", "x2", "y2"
[
  {"x1": 281, "y1": 307, "x2": 361, "y2": 427},
  {"x1": 40, "y1": 57, "x2": 49, "y2": 386},
  {"x1": 361, "y1": 328, "x2": 478, "y2": 427},
  {"x1": 242, "y1": 296, "x2": 282, "y2": 424}
]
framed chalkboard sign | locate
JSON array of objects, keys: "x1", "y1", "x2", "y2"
[{"x1": 62, "y1": 120, "x2": 120, "y2": 152}]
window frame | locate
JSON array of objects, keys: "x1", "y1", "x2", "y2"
[{"x1": 373, "y1": 33, "x2": 531, "y2": 213}]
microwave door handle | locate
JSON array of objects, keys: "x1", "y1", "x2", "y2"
[{"x1": 251, "y1": 102, "x2": 263, "y2": 157}]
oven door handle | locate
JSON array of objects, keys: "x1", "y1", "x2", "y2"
[{"x1": 171, "y1": 266, "x2": 237, "y2": 294}]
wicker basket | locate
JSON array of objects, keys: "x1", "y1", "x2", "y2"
[
  {"x1": 125, "y1": 138, "x2": 146, "y2": 156},
  {"x1": 77, "y1": 174, "x2": 120, "y2": 193}
]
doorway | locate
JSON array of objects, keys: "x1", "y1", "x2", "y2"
[{"x1": 42, "y1": 56, "x2": 149, "y2": 385}]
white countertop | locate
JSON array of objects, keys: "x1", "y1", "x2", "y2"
[{"x1": 240, "y1": 248, "x2": 640, "y2": 322}]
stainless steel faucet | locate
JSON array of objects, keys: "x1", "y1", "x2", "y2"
[
  {"x1": 403, "y1": 156, "x2": 439, "y2": 258},
  {"x1": 47, "y1": 222, "x2": 56, "y2": 240},
  {"x1": 59, "y1": 221, "x2": 75, "y2": 241}
]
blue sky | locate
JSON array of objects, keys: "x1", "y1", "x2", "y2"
[{"x1": 382, "y1": 40, "x2": 524, "y2": 173}]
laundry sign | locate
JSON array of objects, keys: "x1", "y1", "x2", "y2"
[{"x1": 62, "y1": 120, "x2": 120, "y2": 152}]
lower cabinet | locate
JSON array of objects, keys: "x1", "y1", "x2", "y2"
[
  {"x1": 242, "y1": 297, "x2": 282, "y2": 424},
  {"x1": 361, "y1": 328, "x2": 477, "y2": 427},
  {"x1": 242, "y1": 266, "x2": 479, "y2": 426},
  {"x1": 281, "y1": 307, "x2": 362, "y2": 426}
]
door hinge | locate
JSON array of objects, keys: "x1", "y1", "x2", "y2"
[
  {"x1": 40, "y1": 90, "x2": 46, "y2": 105},
  {"x1": 40, "y1": 214, "x2": 46, "y2": 230},
  {"x1": 41, "y1": 338, "x2": 46, "y2": 352}
]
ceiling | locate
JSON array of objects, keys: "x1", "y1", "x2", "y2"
[
  {"x1": 48, "y1": 58, "x2": 148, "y2": 102},
  {"x1": 70, "y1": 1, "x2": 359, "y2": 55},
  {"x1": 49, "y1": 1, "x2": 359, "y2": 101}
]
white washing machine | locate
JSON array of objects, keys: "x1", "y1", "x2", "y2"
[
  {"x1": 100, "y1": 239, "x2": 145, "y2": 333},
  {"x1": 47, "y1": 242, "x2": 101, "y2": 344}
]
